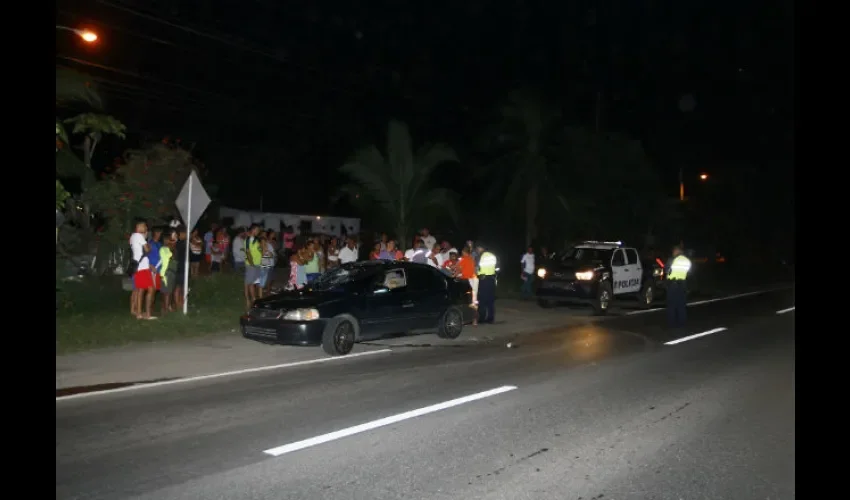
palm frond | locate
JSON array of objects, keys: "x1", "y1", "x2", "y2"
[
  {"x1": 408, "y1": 143, "x2": 458, "y2": 208},
  {"x1": 412, "y1": 187, "x2": 460, "y2": 225},
  {"x1": 339, "y1": 145, "x2": 397, "y2": 214},
  {"x1": 337, "y1": 120, "x2": 460, "y2": 243},
  {"x1": 385, "y1": 119, "x2": 414, "y2": 188},
  {"x1": 56, "y1": 67, "x2": 103, "y2": 110}
]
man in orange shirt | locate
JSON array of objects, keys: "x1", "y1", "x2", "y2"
[{"x1": 458, "y1": 247, "x2": 479, "y2": 325}]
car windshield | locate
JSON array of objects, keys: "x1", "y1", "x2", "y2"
[
  {"x1": 560, "y1": 247, "x2": 613, "y2": 264},
  {"x1": 309, "y1": 266, "x2": 371, "y2": 292}
]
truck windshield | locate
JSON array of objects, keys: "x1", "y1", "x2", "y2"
[{"x1": 561, "y1": 247, "x2": 614, "y2": 264}]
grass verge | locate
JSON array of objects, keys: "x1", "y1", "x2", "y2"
[{"x1": 56, "y1": 272, "x2": 247, "y2": 355}]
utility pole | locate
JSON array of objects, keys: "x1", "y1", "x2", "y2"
[
  {"x1": 679, "y1": 167, "x2": 685, "y2": 201},
  {"x1": 595, "y1": 91, "x2": 602, "y2": 133}
]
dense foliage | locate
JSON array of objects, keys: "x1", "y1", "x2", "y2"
[{"x1": 84, "y1": 142, "x2": 206, "y2": 245}]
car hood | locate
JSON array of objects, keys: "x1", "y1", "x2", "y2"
[
  {"x1": 542, "y1": 261, "x2": 602, "y2": 277},
  {"x1": 253, "y1": 289, "x2": 343, "y2": 310}
]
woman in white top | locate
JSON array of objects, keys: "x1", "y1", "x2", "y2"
[
  {"x1": 326, "y1": 237, "x2": 341, "y2": 269},
  {"x1": 260, "y1": 234, "x2": 277, "y2": 292}
]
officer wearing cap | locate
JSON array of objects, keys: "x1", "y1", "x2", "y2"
[
  {"x1": 476, "y1": 243, "x2": 498, "y2": 324},
  {"x1": 666, "y1": 244, "x2": 692, "y2": 328}
]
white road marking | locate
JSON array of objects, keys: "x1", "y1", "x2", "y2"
[
  {"x1": 776, "y1": 306, "x2": 795, "y2": 315},
  {"x1": 263, "y1": 385, "x2": 518, "y2": 457},
  {"x1": 56, "y1": 349, "x2": 393, "y2": 402},
  {"x1": 625, "y1": 287, "x2": 790, "y2": 315},
  {"x1": 664, "y1": 327, "x2": 727, "y2": 345}
]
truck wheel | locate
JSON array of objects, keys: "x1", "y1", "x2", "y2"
[
  {"x1": 322, "y1": 317, "x2": 356, "y2": 356},
  {"x1": 593, "y1": 282, "x2": 613, "y2": 316},
  {"x1": 437, "y1": 306, "x2": 464, "y2": 339},
  {"x1": 640, "y1": 283, "x2": 655, "y2": 309}
]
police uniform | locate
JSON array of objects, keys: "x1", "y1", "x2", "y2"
[
  {"x1": 666, "y1": 253, "x2": 692, "y2": 327},
  {"x1": 477, "y1": 249, "x2": 498, "y2": 324}
]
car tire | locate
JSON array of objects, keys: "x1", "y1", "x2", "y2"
[
  {"x1": 437, "y1": 306, "x2": 464, "y2": 339},
  {"x1": 537, "y1": 298, "x2": 556, "y2": 308},
  {"x1": 593, "y1": 282, "x2": 613, "y2": 316},
  {"x1": 322, "y1": 317, "x2": 356, "y2": 356},
  {"x1": 640, "y1": 283, "x2": 655, "y2": 309}
]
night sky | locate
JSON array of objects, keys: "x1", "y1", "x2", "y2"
[{"x1": 56, "y1": 0, "x2": 793, "y2": 221}]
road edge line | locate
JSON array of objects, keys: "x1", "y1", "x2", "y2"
[
  {"x1": 56, "y1": 349, "x2": 393, "y2": 402},
  {"x1": 625, "y1": 285, "x2": 792, "y2": 315}
]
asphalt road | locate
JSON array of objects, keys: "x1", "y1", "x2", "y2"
[{"x1": 56, "y1": 287, "x2": 795, "y2": 500}]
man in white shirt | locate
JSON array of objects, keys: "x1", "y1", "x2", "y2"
[
  {"x1": 232, "y1": 228, "x2": 247, "y2": 271},
  {"x1": 339, "y1": 238, "x2": 359, "y2": 264},
  {"x1": 405, "y1": 239, "x2": 429, "y2": 263},
  {"x1": 420, "y1": 228, "x2": 436, "y2": 252},
  {"x1": 520, "y1": 246, "x2": 536, "y2": 299},
  {"x1": 129, "y1": 220, "x2": 157, "y2": 319}
]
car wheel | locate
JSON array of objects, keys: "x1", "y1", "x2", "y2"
[
  {"x1": 537, "y1": 298, "x2": 556, "y2": 308},
  {"x1": 437, "y1": 306, "x2": 464, "y2": 339},
  {"x1": 640, "y1": 283, "x2": 654, "y2": 309},
  {"x1": 593, "y1": 282, "x2": 613, "y2": 316},
  {"x1": 322, "y1": 317, "x2": 356, "y2": 356}
]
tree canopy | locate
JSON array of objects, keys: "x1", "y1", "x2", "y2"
[{"x1": 335, "y1": 120, "x2": 459, "y2": 247}]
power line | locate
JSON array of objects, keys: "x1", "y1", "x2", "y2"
[
  {"x1": 57, "y1": 54, "x2": 355, "y2": 125},
  {"x1": 93, "y1": 0, "x2": 283, "y2": 61},
  {"x1": 57, "y1": 55, "x2": 228, "y2": 100},
  {"x1": 88, "y1": 0, "x2": 389, "y2": 97}
]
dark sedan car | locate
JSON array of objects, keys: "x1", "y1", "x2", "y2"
[{"x1": 240, "y1": 261, "x2": 473, "y2": 355}]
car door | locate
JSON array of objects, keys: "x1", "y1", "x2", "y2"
[
  {"x1": 610, "y1": 249, "x2": 629, "y2": 295},
  {"x1": 404, "y1": 266, "x2": 449, "y2": 329},
  {"x1": 359, "y1": 268, "x2": 409, "y2": 338},
  {"x1": 624, "y1": 248, "x2": 643, "y2": 293}
]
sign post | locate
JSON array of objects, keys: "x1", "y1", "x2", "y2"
[{"x1": 175, "y1": 170, "x2": 211, "y2": 315}]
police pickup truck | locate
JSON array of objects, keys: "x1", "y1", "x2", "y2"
[{"x1": 535, "y1": 241, "x2": 664, "y2": 315}]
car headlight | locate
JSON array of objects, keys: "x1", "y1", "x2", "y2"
[
  {"x1": 537, "y1": 268, "x2": 547, "y2": 278},
  {"x1": 283, "y1": 308, "x2": 320, "y2": 321},
  {"x1": 575, "y1": 270, "x2": 594, "y2": 281}
]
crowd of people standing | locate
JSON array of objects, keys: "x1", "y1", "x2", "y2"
[{"x1": 129, "y1": 219, "x2": 543, "y2": 324}]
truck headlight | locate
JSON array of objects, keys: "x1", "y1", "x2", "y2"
[
  {"x1": 537, "y1": 268, "x2": 547, "y2": 278},
  {"x1": 283, "y1": 308, "x2": 320, "y2": 321},
  {"x1": 575, "y1": 271, "x2": 594, "y2": 281}
]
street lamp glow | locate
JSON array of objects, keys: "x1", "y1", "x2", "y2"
[
  {"x1": 56, "y1": 25, "x2": 98, "y2": 43},
  {"x1": 699, "y1": 173, "x2": 708, "y2": 181}
]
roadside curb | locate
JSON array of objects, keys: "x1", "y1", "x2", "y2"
[{"x1": 56, "y1": 349, "x2": 393, "y2": 402}]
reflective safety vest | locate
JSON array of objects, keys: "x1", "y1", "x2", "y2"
[
  {"x1": 668, "y1": 255, "x2": 692, "y2": 280},
  {"x1": 478, "y1": 251, "x2": 497, "y2": 276},
  {"x1": 159, "y1": 246, "x2": 173, "y2": 286}
]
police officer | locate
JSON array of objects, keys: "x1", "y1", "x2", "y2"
[
  {"x1": 666, "y1": 244, "x2": 692, "y2": 328},
  {"x1": 476, "y1": 244, "x2": 498, "y2": 324}
]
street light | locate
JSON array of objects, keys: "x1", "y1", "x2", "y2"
[
  {"x1": 679, "y1": 169, "x2": 710, "y2": 201},
  {"x1": 56, "y1": 25, "x2": 98, "y2": 43}
]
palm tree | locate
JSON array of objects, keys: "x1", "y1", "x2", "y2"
[
  {"x1": 486, "y1": 89, "x2": 564, "y2": 246},
  {"x1": 335, "y1": 120, "x2": 459, "y2": 247}
]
